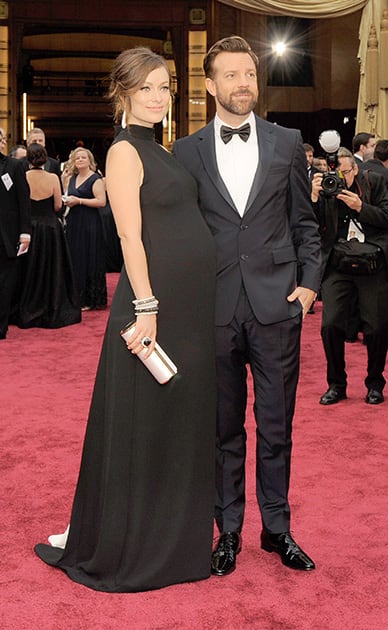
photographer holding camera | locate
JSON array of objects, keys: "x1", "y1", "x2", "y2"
[{"x1": 311, "y1": 145, "x2": 388, "y2": 405}]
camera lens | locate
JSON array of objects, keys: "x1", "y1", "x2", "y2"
[
  {"x1": 322, "y1": 175, "x2": 337, "y2": 192},
  {"x1": 321, "y1": 172, "x2": 345, "y2": 196}
]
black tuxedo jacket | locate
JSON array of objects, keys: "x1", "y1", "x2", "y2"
[
  {"x1": 0, "y1": 153, "x2": 31, "y2": 258},
  {"x1": 174, "y1": 116, "x2": 321, "y2": 326},
  {"x1": 308, "y1": 165, "x2": 320, "y2": 181}
]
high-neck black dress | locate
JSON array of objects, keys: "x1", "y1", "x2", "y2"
[{"x1": 35, "y1": 125, "x2": 217, "y2": 592}]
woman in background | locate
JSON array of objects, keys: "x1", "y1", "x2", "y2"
[
  {"x1": 18, "y1": 143, "x2": 80, "y2": 328},
  {"x1": 65, "y1": 147, "x2": 107, "y2": 311}
]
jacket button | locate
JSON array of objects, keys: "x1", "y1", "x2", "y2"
[
  {"x1": 240, "y1": 254, "x2": 249, "y2": 261},
  {"x1": 240, "y1": 224, "x2": 248, "y2": 230}
]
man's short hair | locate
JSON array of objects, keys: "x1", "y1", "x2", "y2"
[
  {"x1": 337, "y1": 147, "x2": 356, "y2": 168},
  {"x1": 9, "y1": 144, "x2": 27, "y2": 158},
  {"x1": 203, "y1": 36, "x2": 259, "y2": 80},
  {"x1": 27, "y1": 127, "x2": 45, "y2": 142},
  {"x1": 337, "y1": 146, "x2": 353, "y2": 159},
  {"x1": 352, "y1": 132, "x2": 375, "y2": 153},
  {"x1": 374, "y1": 139, "x2": 388, "y2": 162}
]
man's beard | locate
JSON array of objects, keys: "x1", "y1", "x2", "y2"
[{"x1": 217, "y1": 90, "x2": 257, "y2": 116}]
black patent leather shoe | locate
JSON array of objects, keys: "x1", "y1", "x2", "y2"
[
  {"x1": 366, "y1": 389, "x2": 384, "y2": 404},
  {"x1": 211, "y1": 532, "x2": 242, "y2": 576},
  {"x1": 319, "y1": 387, "x2": 347, "y2": 405},
  {"x1": 261, "y1": 531, "x2": 315, "y2": 571}
]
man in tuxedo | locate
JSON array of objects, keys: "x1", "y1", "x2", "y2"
[
  {"x1": 0, "y1": 127, "x2": 31, "y2": 339},
  {"x1": 352, "y1": 132, "x2": 376, "y2": 164},
  {"x1": 21, "y1": 127, "x2": 61, "y2": 178},
  {"x1": 174, "y1": 36, "x2": 321, "y2": 575},
  {"x1": 303, "y1": 142, "x2": 318, "y2": 185}
]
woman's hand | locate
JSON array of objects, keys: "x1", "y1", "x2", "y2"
[
  {"x1": 65, "y1": 195, "x2": 82, "y2": 208},
  {"x1": 125, "y1": 314, "x2": 157, "y2": 358}
]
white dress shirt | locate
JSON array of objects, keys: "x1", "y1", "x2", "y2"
[{"x1": 214, "y1": 111, "x2": 258, "y2": 216}]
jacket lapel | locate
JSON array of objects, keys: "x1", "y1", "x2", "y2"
[
  {"x1": 196, "y1": 117, "x2": 277, "y2": 218},
  {"x1": 244, "y1": 116, "x2": 275, "y2": 215},
  {"x1": 197, "y1": 122, "x2": 239, "y2": 215}
]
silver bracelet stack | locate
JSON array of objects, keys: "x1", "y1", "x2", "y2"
[{"x1": 132, "y1": 296, "x2": 159, "y2": 316}]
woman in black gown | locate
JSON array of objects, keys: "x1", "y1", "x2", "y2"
[
  {"x1": 65, "y1": 147, "x2": 107, "y2": 311},
  {"x1": 17, "y1": 143, "x2": 81, "y2": 328},
  {"x1": 35, "y1": 47, "x2": 217, "y2": 592}
]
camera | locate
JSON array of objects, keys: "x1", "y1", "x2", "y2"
[
  {"x1": 318, "y1": 130, "x2": 346, "y2": 197},
  {"x1": 321, "y1": 171, "x2": 345, "y2": 196}
]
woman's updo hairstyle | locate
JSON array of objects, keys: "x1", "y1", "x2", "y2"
[
  {"x1": 27, "y1": 143, "x2": 48, "y2": 168},
  {"x1": 108, "y1": 47, "x2": 171, "y2": 125}
]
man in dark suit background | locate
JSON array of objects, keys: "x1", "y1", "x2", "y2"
[
  {"x1": 0, "y1": 127, "x2": 31, "y2": 339},
  {"x1": 359, "y1": 139, "x2": 388, "y2": 188},
  {"x1": 303, "y1": 142, "x2": 320, "y2": 185},
  {"x1": 21, "y1": 127, "x2": 61, "y2": 178},
  {"x1": 174, "y1": 36, "x2": 321, "y2": 575},
  {"x1": 352, "y1": 132, "x2": 376, "y2": 165}
]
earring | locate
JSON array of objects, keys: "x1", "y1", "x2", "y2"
[{"x1": 121, "y1": 110, "x2": 127, "y2": 129}]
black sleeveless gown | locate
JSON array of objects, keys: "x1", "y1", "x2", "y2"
[
  {"x1": 66, "y1": 172, "x2": 107, "y2": 309},
  {"x1": 35, "y1": 125, "x2": 217, "y2": 592},
  {"x1": 18, "y1": 196, "x2": 81, "y2": 328}
]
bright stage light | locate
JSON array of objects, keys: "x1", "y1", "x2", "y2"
[{"x1": 272, "y1": 41, "x2": 287, "y2": 56}]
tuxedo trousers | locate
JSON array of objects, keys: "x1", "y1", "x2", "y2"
[{"x1": 215, "y1": 287, "x2": 302, "y2": 535}]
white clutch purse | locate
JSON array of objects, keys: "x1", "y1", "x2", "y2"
[{"x1": 120, "y1": 321, "x2": 178, "y2": 385}]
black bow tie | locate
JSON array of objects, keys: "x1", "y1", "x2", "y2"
[{"x1": 220, "y1": 123, "x2": 251, "y2": 144}]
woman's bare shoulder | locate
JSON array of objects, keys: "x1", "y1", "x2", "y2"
[{"x1": 107, "y1": 138, "x2": 142, "y2": 172}]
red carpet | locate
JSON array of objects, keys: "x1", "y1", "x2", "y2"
[{"x1": 1, "y1": 273, "x2": 387, "y2": 629}]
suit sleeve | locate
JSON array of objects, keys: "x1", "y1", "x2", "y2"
[
  {"x1": 359, "y1": 171, "x2": 388, "y2": 229},
  {"x1": 51, "y1": 157, "x2": 62, "y2": 179},
  {"x1": 14, "y1": 160, "x2": 32, "y2": 235},
  {"x1": 288, "y1": 132, "x2": 322, "y2": 291}
]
